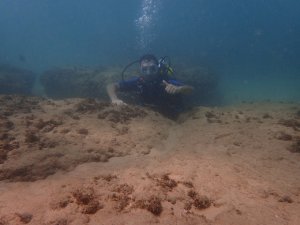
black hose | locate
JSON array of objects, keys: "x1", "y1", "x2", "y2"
[{"x1": 121, "y1": 60, "x2": 139, "y2": 81}]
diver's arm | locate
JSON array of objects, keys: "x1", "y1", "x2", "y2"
[
  {"x1": 106, "y1": 83, "x2": 126, "y2": 105},
  {"x1": 162, "y1": 80, "x2": 194, "y2": 95}
]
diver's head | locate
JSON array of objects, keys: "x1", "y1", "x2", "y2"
[{"x1": 139, "y1": 54, "x2": 159, "y2": 76}]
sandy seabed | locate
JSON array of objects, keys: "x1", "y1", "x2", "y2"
[{"x1": 0, "y1": 95, "x2": 299, "y2": 225}]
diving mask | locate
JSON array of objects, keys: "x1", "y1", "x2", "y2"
[{"x1": 141, "y1": 64, "x2": 158, "y2": 76}]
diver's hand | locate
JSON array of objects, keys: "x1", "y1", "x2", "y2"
[
  {"x1": 162, "y1": 80, "x2": 182, "y2": 95},
  {"x1": 162, "y1": 80, "x2": 194, "y2": 95},
  {"x1": 111, "y1": 99, "x2": 127, "y2": 106}
]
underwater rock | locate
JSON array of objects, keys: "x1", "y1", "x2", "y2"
[
  {"x1": 174, "y1": 65, "x2": 220, "y2": 105},
  {"x1": 40, "y1": 66, "x2": 121, "y2": 99},
  {"x1": 0, "y1": 64, "x2": 35, "y2": 95}
]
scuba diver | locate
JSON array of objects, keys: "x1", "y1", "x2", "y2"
[{"x1": 106, "y1": 54, "x2": 194, "y2": 119}]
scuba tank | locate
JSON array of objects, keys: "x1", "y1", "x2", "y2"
[{"x1": 158, "y1": 56, "x2": 174, "y2": 76}]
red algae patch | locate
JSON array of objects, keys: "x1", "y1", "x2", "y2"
[
  {"x1": 72, "y1": 187, "x2": 103, "y2": 214},
  {"x1": 134, "y1": 196, "x2": 163, "y2": 216},
  {"x1": 187, "y1": 189, "x2": 212, "y2": 210},
  {"x1": 146, "y1": 173, "x2": 178, "y2": 191}
]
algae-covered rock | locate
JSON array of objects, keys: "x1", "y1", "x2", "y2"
[
  {"x1": 0, "y1": 64, "x2": 35, "y2": 95},
  {"x1": 174, "y1": 65, "x2": 220, "y2": 105},
  {"x1": 40, "y1": 64, "x2": 220, "y2": 105},
  {"x1": 40, "y1": 66, "x2": 122, "y2": 99}
]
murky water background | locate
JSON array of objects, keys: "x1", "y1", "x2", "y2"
[{"x1": 0, "y1": 0, "x2": 299, "y2": 103}]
